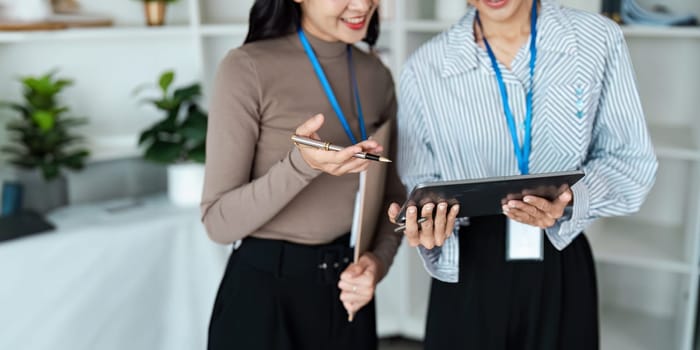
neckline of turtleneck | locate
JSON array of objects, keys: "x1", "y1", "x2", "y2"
[{"x1": 292, "y1": 29, "x2": 349, "y2": 58}]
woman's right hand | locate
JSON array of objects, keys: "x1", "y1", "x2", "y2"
[
  {"x1": 387, "y1": 202, "x2": 460, "y2": 249},
  {"x1": 295, "y1": 114, "x2": 383, "y2": 176}
]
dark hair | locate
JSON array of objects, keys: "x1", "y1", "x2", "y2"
[{"x1": 244, "y1": 0, "x2": 380, "y2": 46}]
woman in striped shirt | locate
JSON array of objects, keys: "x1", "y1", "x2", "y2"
[{"x1": 387, "y1": 0, "x2": 657, "y2": 349}]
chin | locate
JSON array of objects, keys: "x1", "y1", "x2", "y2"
[
  {"x1": 489, "y1": 11, "x2": 518, "y2": 22},
  {"x1": 477, "y1": 0, "x2": 522, "y2": 20},
  {"x1": 338, "y1": 31, "x2": 368, "y2": 44}
]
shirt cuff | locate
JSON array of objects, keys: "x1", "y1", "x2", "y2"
[
  {"x1": 417, "y1": 231, "x2": 460, "y2": 283},
  {"x1": 288, "y1": 146, "x2": 322, "y2": 181},
  {"x1": 545, "y1": 180, "x2": 590, "y2": 250}
]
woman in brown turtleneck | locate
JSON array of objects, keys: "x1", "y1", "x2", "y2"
[{"x1": 201, "y1": 0, "x2": 403, "y2": 349}]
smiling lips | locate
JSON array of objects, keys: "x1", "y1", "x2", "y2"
[
  {"x1": 341, "y1": 16, "x2": 367, "y2": 30},
  {"x1": 484, "y1": 0, "x2": 509, "y2": 10}
]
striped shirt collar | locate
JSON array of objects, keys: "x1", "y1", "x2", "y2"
[{"x1": 442, "y1": 0, "x2": 578, "y2": 78}]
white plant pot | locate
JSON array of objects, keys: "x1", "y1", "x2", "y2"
[
  {"x1": 435, "y1": 0, "x2": 467, "y2": 22},
  {"x1": 167, "y1": 163, "x2": 205, "y2": 207},
  {"x1": 0, "y1": 0, "x2": 52, "y2": 21}
]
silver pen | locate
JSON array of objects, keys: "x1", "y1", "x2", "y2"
[
  {"x1": 291, "y1": 135, "x2": 392, "y2": 163},
  {"x1": 393, "y1": 217, "x2": 429, "y2": 232}
]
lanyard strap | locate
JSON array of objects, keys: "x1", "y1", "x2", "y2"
[
  {"x1": 476, "y1": 0, "x2": 538, "y2": 175},
  {"x1": 298, "y1": 29, "x2": 367, "y2": 144}
]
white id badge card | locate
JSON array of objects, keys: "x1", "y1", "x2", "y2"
[{"x1": 506, "y1": 219, "x2": 544, "y2": 261}]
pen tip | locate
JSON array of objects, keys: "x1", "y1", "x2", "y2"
[{"x1": 379, "y1": 157, "x2": 392, "y2": 163}]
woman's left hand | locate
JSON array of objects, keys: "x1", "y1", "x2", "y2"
[
  {"x1": 503, "y1": 189, "x2": 573, "y2": 228},
  {"x1": 337, "y1": 252, "x2": 384, "y2": 316}
]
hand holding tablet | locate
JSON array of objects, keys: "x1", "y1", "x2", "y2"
[
  {"x1": 394, "y1": 170, "x2": 584, "y2": 223},
  {"x1": 388, "y1": 170, "x2": 584, "y2": 248}
]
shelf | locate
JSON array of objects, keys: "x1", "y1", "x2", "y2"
[
  {"x1": 586, "y1": 218, "x2": 690, "y2": 273},
  {"x1": 85, "y1": 135, "x2": 140, "y2": 163},
  {"x1": 0, "y1": 25, "x2": 192, "y2": 43},
  {"x1": 600, "y1": 307, "x2": 676, "y2": 350},
  {"x1": 198, "y1": 22, "x2": 393, "y2": 37},
  {"x1": 648, "y1": 124, "x2": 700, "y2": 161},
  {"x1": 622, "y1": 25, "x2": 700, "y2": 39},
  {"x1": 199, "y1": 24, "x2": 248, "y2": 37},
  {"x1": 402, "y1": 21, "x2": 700, "y2": 39}
]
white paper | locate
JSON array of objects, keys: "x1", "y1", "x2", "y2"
[
  {"x1": 349, "y1": 171, "x2": 367, "y2": 249},
  {"x1": 506, "y1": 218, "x2": 543, "y2": 261}
]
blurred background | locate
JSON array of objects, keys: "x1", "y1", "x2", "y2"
[{"x1": 0, "y1": 0, "x2": 698, "y2": 349}]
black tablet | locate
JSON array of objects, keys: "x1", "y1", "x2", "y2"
[{"x1": 395, "y1": 170, "x2": 584, "y2": 224}]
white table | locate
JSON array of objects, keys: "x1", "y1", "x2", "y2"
[{"x1": 0, "y1": 196, "x2": 230, "y2": 350}]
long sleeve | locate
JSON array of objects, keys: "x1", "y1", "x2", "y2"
[
  {"x1": 200, "y1": 50, "x2": 322, "y2": 244},
  {"x1": 397, "y1": 64, "x2": 460, "y2": 282},
  {"x1": 396, "y1": 65, "x2": 441, "y2": 193},
  {"x1": 545, "y1": 27, "x2": 658, "y2": 249},
  {"x1": 368, "y1": 78, "x2": 404, "y2": 279}
]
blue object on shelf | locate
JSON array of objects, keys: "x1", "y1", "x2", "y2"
[{"x1": 1, "y1": 181, "x2": 23, "y2": 217}]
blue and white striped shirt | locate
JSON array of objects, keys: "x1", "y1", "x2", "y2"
[{"x1": 397, "y1": 0, "x2": 658, "y2": 282}]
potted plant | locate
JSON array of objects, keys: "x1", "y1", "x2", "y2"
[
  {"x1": 136, "y1": 70, "x2": 207, "y2": 207},
  {"x1": 0, "y1": 71, "x2": 89, "y2": 213},
  {"x1": 132, "y1": 0, "x2": 179, "y2": 26}
]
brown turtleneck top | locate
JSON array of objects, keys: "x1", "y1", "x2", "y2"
[{"x1": 200, "y1": 32, "x2": 404, "y2": 270}]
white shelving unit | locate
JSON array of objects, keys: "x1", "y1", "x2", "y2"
[
  {"x1": 372, "y1": 1, "x2": 700, "y2": 350},
  {"x1": 0, "y1": 26, "x2": 193, "y2": 42},
  {"x1": 0, "y1": 0, "x2": 255, "y2": 163},
  {"x1": 1, "y1": 1, "x2": 699, "y2": 349}
]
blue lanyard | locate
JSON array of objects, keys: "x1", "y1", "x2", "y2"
[
  {"x1": 298, "y1": 29, "x2": 367, "y2": 144},
  {"x1": 476, "y1": 0, "x2": 538, "y2": 175}
]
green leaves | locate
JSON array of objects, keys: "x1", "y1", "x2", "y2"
[
  {"x1": 154, "y1": 98, "x2": 179, "y2": 111},
  {"x1": 187, "y1": 143, "x2": 205, "y2": 163},
  {"x1": 137, "y1": 70, "x2": 207, "y2": 164},
  {"x1": 31, "y1": 110, "x2": 55, "y2": 131},
  {"x1": 159, "y1": 71, "x2": 174, "y2": 93},
  {"x1": 173, "y1": 84, "x2": 201, "y2": 103},
  {"x1": 1, "y1": 71, "x2": 89, "y2": 181},
  {"x1": 40, "y1": 162, "x2": 60, "y2": 181},
  {"x1": 180, "y1": 106, "x2": 207, "y2": 143},
  {"x1": 21, "y1": 73, "x2": 73, "y2": 96},
  {"x1": 21, "y1": 72, "x2": 73, "y2": 110},
  {"x1": 0, "y1": 102, "x2": 29, "y2": 117},
  {"x1": 59, "y1": 150, "x2": 90, "y2": 170},
  {"x1": 144, "y1": 140, "x2": 183, "y2": 164}
]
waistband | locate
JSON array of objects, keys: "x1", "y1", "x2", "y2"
[{"x1": 236, "y1": 233, "x2": 353, "y2": 284}]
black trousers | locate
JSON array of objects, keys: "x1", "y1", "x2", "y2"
[
  {"x1": 424, "y1": 216, "x2": 599, "y2": 350},
  {"x1": 208, "y1": 234, "x2": 377, "y2": 350}
]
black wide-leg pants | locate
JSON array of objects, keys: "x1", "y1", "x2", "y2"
[
  {"x1": 424, "y1": 215, "x2": 599, "y2": 350},
  {"x1": 208, "y1": 234, "x2": 377, "y2": 350}
]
